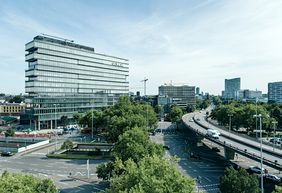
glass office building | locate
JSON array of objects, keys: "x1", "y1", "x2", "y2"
[
  {"x1": 24, "y1": 35, "x2": 129, "y2": 129},
  {"x1": 268, "y1": 81, "x2": 282, "y2": 104},
  {"x1": 224, "y1": 78, "x2": 241, "y2": 99}
]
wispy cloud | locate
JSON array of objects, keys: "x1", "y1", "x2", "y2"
[{"x1": 0, "y1": 0, "x2": 282, "y2": 95}]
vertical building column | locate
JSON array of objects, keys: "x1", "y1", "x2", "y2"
[
  {"x1": 50, "y1": 120, "x2": 53, "y2": 130},
  {"x1": 34, "y1": 120, "x2": 37, "y2": 130},
  {"x1": 38, "y1": 121, "x2": 40, "y2": 130}
]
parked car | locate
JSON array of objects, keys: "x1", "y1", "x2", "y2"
[
  {"x1": 211, "y1": 147, "x2": 220, "y2": 152},
  {"x1": 248, "y1": 166, "x2": 267, "y2": 174},
  {"x1": 264, "y1": 174, "x2": 281, "y2": 184},
  {"x1": 224, "y1": 161, "x2": 240, "y2": 170},
  {"x1": 1, "y1": 151, "x2": 13, "y2": 156}
]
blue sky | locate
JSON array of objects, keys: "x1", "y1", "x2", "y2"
[{"x1": 1, "y1": 0, "x2": 282, "y2": 95}]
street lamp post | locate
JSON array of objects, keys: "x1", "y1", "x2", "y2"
[
  {"x1": 54, "y1": 104, "x2": 58, "y2": 150},
  {"x1": 272, "y1": 120, "x2": 278, "y2": 152},
  {"x1": 228, "y1": 114, "x2": 233, "y2": 137},
  {"x1": 91, "y1": 107, "x2": 94, "y2": 139},
  {"x1": 254, "y1": 114, "x2": 263, "y2": 193}
]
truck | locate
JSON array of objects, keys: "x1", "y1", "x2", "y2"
[{"x1": 206, "y1": 129, "x2": 220, "y2": 139}]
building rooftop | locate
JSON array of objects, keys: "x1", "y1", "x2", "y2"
[{"x1": 34, "y1": 35, "x2": 95, "y2": 52}]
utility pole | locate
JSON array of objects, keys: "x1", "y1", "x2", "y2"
[
  {"x1": 141, "y1": 78, "x2": 148, "y2": 96},
  {"x1": 228, "y1": 114, "x2": 233, "y2": 137},
  {"x1": 254, "y1": 114, "x2": 263, "y2": 193},
  {"x1": 272, "y1": 120, "x2": 278, "y2": 152}
]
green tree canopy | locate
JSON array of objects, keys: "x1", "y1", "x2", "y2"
[
  {"x1": 61, "y1": 139, "x2": 74, "y2": 150},
  {"x1": 106, "y1": 155, "x2": 195, "y2": 193},
  {"x1": 273, "y1": 185, "x2": 282, "y2": 193},
  {"x1": 5, "y1": 128, "x2": 14, "y2": 137},
  {"x1": 112, "y1": 127, "x2": 164, "y2": 163},
  {"x1": 96, "y1": 128, "x2": 164, "y2": 180},
  {"x1": 9, "y1": 95, "x2": 23, "y2": 103},
  {"x1": 211, "y1": 103, "x2": 272, "y2": 132},
  {"x1": 0, "y1": 170, "x2": 57, "y2": 193},
  {"x1": 76, "y1": 96, "x2": 158, "y2": 142},
  {"x1": 169, "y1": 105, "x2": 183, "y2": 129},
  {"x1": 219, "y1": 167, "x2": 260, "y2": 193}
]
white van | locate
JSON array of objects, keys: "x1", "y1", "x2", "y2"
[{"x1": 207, "y1": 129, "x2": 220, "y2": 139}]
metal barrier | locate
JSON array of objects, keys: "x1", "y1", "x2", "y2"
[{"x1": 182, "y1": 116, "x2": 282, "y2": 171}]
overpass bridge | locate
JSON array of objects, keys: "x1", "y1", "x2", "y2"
[{"x1": 182, "y1": 112, "x2": 282, "y2": 171}]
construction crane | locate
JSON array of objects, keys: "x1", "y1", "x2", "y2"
[{"x1": 141, "y1": 78, "x2": 148, "y2": 96}]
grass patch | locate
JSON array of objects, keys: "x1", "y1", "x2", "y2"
[{"x1": 46, "y1": 153, "x2": 111, "y2": 160}]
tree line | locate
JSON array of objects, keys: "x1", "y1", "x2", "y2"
[{"x1": 211, "y1": 102, "x2": 282, "y2": 132}]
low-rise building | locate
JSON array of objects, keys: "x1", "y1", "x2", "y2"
[{"x1": 0, "y1": 103, "x2": 26, "y2": 116}]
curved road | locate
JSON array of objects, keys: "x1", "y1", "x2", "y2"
[{"x1": 183, "y1": 111, "x2": 282, "y2": 167}]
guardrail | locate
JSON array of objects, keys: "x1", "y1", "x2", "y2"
[{"x1": 182, "y1": 116, "x2": 282, "y2": 171}]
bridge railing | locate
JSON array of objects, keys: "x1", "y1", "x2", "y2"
[{"x1": 182, "y1": 115, "x2": 282, "y2": 171}]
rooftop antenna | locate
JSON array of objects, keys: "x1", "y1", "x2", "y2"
[
  {"x1": 141, "y1": 78, "x2": 148, "y2": 96},
  {"x1": 41, "y1": 33, "x2": 74, "y2": 43}
]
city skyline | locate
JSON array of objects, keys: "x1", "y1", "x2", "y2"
[{"x1": 1, "y1": 0, "x2": 282, "y2": 95}]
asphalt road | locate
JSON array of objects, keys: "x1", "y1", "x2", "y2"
[
  {"x1": 0, "y1": 143, "x2": 108, "y2": 193},
  {"x1": 183, "y1": 111, "x2": 282, "y2": 167},
  {"x1": 152, "y1": 122, "x2": 225, "y2": 193}
]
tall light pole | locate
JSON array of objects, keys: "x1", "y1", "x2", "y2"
[
  {"x1": 254, "y1": 114, "x2": 263, "y2": 193},
  {"x1": 54, "y1": 104, "x2": 58, "y2": 150},
  {"x1": 272, "y1": 120, "x2": 278, "y2": 152},
  {"x1": 255, "y1": 96, "x2": 258, "y2": 139},
  {"x1": 91, "y1": 107, "x2": 94, "y2": 139},
  {"x1": 228, "y1": 114, "x2": 233, "y2": 137}
]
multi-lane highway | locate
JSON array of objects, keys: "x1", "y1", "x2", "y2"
[{"x1": 183, "y1": 110, "x2": 282, "y2": 170}]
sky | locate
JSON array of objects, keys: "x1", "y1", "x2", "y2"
[{"x1": 0, "y1": 0, "x2": 282, "y2": 95}]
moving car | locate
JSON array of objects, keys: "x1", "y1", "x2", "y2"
[
  {"x1": 206, "y1": 129, "x2": 220, "y2": 139},
  {"x1": 1, "y1": 151, "x2": 13, "y2": 156}
]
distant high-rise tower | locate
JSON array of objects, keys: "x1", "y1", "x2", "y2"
[
  {"x1": 196, "y1": 87, "x2": 200, "y2": 95},
  {"x1": 224, "y1": 78, "x2": 241, "y2": 99},
  {"x1": 268, "y1": 82, "x2": 282, "y2": 104}
]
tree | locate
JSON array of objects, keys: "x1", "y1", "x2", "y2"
[
  {"x1": 185, "y1": 104, "x2": 195, "y2": 113},
  {"x1": 219, "y1": 167, "x2": 260, "y2": 193},
  {"x1": 112, "y1": 127, "x2": 164, "y2": 163},
  {"x1": 60, "y1": 115, "x2": 69, "y2": 129},
  {"x1": 107, "y1": 155, "x2": 195, "y2": 193},
  {"x1": 273, "y1": 185, "x2": 282, "y2": 193},
  {"x1": 61, "y1": 139, "x2": 74, "y2": 150},
  {"x1": 9, "y1": 95, "x2": 23, "y2": 103},
  {"x1": 0, "y1": 170, "x2": 57, "y2": 193},
  {"x1": 73, "y1": 113, "x2": 83, "y2": 126},
  {"x1": 5, "y1": 128, "x2": 14, "y2": 137},
  {"x1": 97, "y1": 128, "x2": 164, "y2": 180},
  {"x1": 103, "y1": 96, "x2": 157, "y2": 142},
  {"x1": 169, "y1": 105, "x2": 183, "y2": 129}
]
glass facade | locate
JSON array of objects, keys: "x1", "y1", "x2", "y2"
[
  {"x1": 224, "y1": 78, "x2": 241, "y2": 99},
  {"x1": 268, "y1": 82, "x2": 282, "y2": 104},
  {"x1": 24, "y1": 35, "x2": 129, "y2": 128},
  {"x1": 158, "y1": 85, "x2": 195, "y2": 108}
]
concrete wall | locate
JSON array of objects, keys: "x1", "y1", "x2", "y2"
[
  {"x1": 18, "y1": 139, "x2": 49, "y2": 153},
  {"x1": 0, "y1": 139, "x2": 49, "y2": 153}
]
